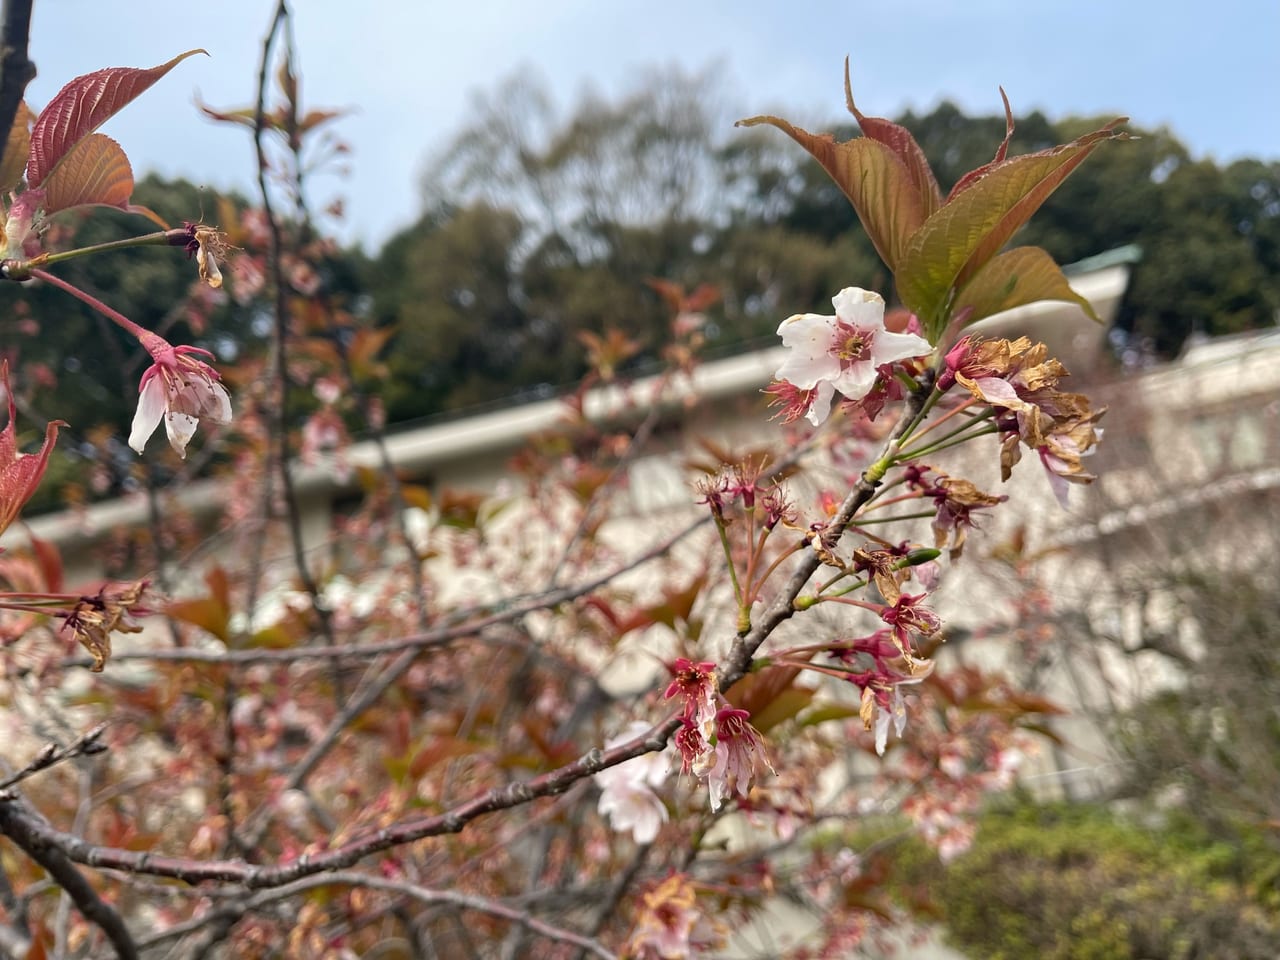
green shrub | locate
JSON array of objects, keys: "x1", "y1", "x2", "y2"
[{"x1": 887, "y1": 799, "x2": 1280, "y2": 960}]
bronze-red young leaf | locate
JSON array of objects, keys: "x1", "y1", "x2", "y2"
[
  {"x1": 27, "y1": 49, "x2": 207, "y2": 188},
  {"x1": 737, "y1": 113, "x2": 926, "y2": 271},
  {"x1": 843, "y1": 58, "x2": 942, "y2": 218},
  {"x1": 895, "y1": 119, "x2": 1127, "y2": 330},
  {"x1": 948, "y1": 87, "x2": 1016, "y2": 199},
  {"x1": 41, "y1": 133, "x2": 133, "y2": 215}
]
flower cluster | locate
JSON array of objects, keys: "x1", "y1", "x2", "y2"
[
  {"x1": 831, "y1": 628, "x2": 933, "y2": 755},
  {"x1": 664, "y1": 658, "x2": 773, "y2": 810},
  {"x1": 627, "y1": 873, "x2": 724, "y2": 959},
  {"x1": 61, "y1": 580, "x2": 150, "y2": 672},
  {"x1": 905, "y1": 466, "x2": 1008, "y2": 557},
  {"x1": 941, "y1": 335, "x2": 1105, "y2": 505},
  {"x1": 695, "y1": 459, "x2": 792, "y2": 530}
]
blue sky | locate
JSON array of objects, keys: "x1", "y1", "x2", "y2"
[{"x1": 29, "y1": 1, "x2": 1280, "y2": 249}]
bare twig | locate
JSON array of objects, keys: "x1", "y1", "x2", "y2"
[
  {"x1": 251, "y1": 0, "x2": 338, "y2": 657},
  {"x1": 0, "y1": 723, "x2": 108, "y2": 792}
]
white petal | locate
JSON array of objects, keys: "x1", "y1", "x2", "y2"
[
  {"x1": 872, "y1": 329, "x2": 933, "y2": 366},
  {"x1": 777, "y1": 312, "x2": 841, "y2": 356},
  {"x1": 164, "y1": 412, "x2": 199, "y2": 458},
  {"x1": 891, "y1": 689, "x2": 907, "y2": 737},
  {"x1": 805, "y1": 381, "x2": 836, "y2": 426},
  {"x1": 204, "y1": 382, "x2": 233, "y2": 423},
  {"x1": 128, "y1": 377, "x2": 167, "y2": 454},
  {"x1": 831, "y1": 287, "x2": 885, "y2": 324},
  {"x1": 831, "y1": 361, "x2": 880, "y2": 402}
]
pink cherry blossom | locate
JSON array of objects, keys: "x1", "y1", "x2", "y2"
[
  {"x1": 774, "y1": 287, "x2": 931, "y2": 425},
  {"x1": 704, "y1": 708, "x2": 773, "y2": 812},
  {"x1": 129, "y1": 345, "x2": 232, "y2": 458}
]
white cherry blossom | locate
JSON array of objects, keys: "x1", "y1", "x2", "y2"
[{"x1": 775, "y1": 287, "x2": 931, "y2": 425}]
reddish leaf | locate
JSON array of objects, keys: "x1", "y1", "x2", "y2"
[
  {"x1": 0, "y1": 101, "x2": 32, "y2": 193},
  {"x1": 194, "y1": 96, "x2": 257, "y2": 130},
  {"x1": 0, "y1": 362, "x2": 63, "y2": 539},
  {"x1": 843, "y1": 58, "x2": 942, "y2": 219},
  {"x1": 954, "y1": 246, "x2": 1101, "y2": 327},
  {"x1": 895, "y1": 119, "x2": 1127, "y2": 330},
  {"x1": 750, "y1": 686, "x2": 815, "y2": 734},
  {"x1": 27, "y1": 49, "x2": 206, "y2": 188},
  {"x1": 738, "y1": 114, "x2": 927, "y2": 271},
  {"x1": 615, "y1": 573, "x2": 707, "y2": 634},
  {"x1": 348, "y1": 327, "x2": 395, "y2": 377},
  {"x1": 726, "y1": 663, "x2": 800, "y2": 716},
  {"x1": 948, "y1": 87, "x2": 1016, "y2": 199},
  {"x1": 406, "y1": 734, "x2": 475, "y2": 780},
  {"x1": 165, "y1": 566, "x2": 231, "y2": 642},
  {"x1": 40, "y1": 133, "x2": 133, "y2": 213},
  {"x1": 27, "y1": 533, "x2": 63, "y2": 593}
]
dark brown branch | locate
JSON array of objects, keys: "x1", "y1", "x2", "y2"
[
  {"x1": 0, "y1": 795, "x2": 137, "y2": 960},
  {"x1": 0, "y1": 719, "x2": 680, "y2": 889},
  {"x1": 0, "y1": 0, "x2": 36, "y2": 150}
]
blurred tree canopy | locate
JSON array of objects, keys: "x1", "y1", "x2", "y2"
[
  {"x1": 14, "y1": 67, "x2": 1280, "y2": 438},
  {"x1": 370, "y1": 68, "x2": 1279, "y2": 419}
]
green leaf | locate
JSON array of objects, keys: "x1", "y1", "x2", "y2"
[
  {"x1": 737, "y1": 114, "x2": 927, "y2": 271},
  {"x1": 895, "y1": 119, "x2": 1127, "y2": 333},
  {"x1": 799, "y1": 703, "x2": 862, "y2": 727},
  {"x1": 954, "y1": 246, "x2": 1100, "y2": 327}
]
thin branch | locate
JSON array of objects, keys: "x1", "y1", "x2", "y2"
[
  {"x1": 0, "y1": 795, "x2": 137, "y2": 960},
  {"x1": 0, "y1": 723, "x2": 108, "y2": 792},
  {"x1": 251, "y1": 0, "x2": 338, "y2": 657},
  {"x1": 0, "y1": 716, "x2": 680, "y2": 889}
]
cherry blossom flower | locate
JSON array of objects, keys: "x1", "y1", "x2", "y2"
[
  {"x1": 129, "y1": 345, "x2": 232, "y2": 458},
  {"x1": 628, "y1": 873, "x2": 724, "y2": 959},
  {"x1": 61, "y1": 580, "x2": 149, "y2": 672},
  {"x1": 595, "y1": 723, "x2": 670, "y2": 844},
  {"x1": 705, "y1": 708, "x2": 773, "y2": 812},
  {"x1": 664, "y1": 658, "x2": 718, "y2": 744},
  {"x1": 773, "y1": 287, "x2": 931, "y2": 425},
  {"x1": 860, "y1": 672, "x2": 930, "y2": 757}
]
